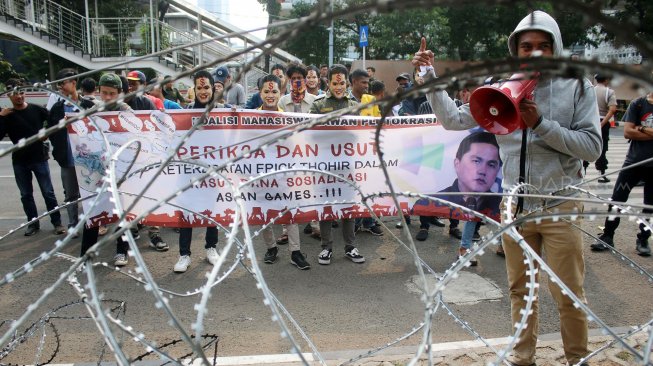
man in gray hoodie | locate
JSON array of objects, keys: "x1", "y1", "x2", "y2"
[{"x1": 413, "y1": 10, "x2": 601, "y2": 366}]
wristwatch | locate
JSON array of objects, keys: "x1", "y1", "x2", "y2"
[{"x1": 638, "y1": 125, "x2": 647, "y2": 133}]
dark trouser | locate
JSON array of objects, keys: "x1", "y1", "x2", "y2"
[
  {"x1": 595, "y1": 123, "x2": 610, "y2": 172},
  {"x1": 60, "y1": 165, "x2": 80, "y2": 227},
  {"x1": 80, "y1": 223, "x2": 139, "y2": 256},
  {"x1": 419, "y1": 216, "x2": 458, "y2": 230},
  {"x1": 81, "y1": 225, "x2": 132, "y2": 256},
  {"x1": 13, "y1": 161, "x2": 61, "y2": 228},
  {"x1": 603, "y1": 162, "x2": 652, "y2": 239},
  {"x1": 80, "y1": 226, "x2": 99, "y2": 256},
  {"x1": 179, "y1": 227, "x2": 218, "y2": 256},
  {"x1": 356, "y1": 217, "x2": 377, "y2": 228}
]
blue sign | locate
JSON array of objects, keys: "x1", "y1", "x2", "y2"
[{"x1": 359, "y1": 25, "x2": 369, "y2": 47}]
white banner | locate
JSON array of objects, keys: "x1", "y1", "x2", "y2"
[{"x1": 69, "y1": 109, "x2": 499, "y2": 227}]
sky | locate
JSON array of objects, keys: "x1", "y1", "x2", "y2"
[{"x1": 193, "y1": 0, "x2": 269, "y2": 40}]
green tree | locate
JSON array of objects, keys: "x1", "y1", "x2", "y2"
[
  {"x1": 279, "y1": 1, "x2": 349, "y2": 66},
  {"x1": 359, "y1": 7, "x2": 448, "y2": 60},
  {"x1": 258, "y1": 0, "x2": 281, "y2": 38},
  {"x1": 18, "y1": 45, "x2": 83, "y2": 81},
  {"x1": 278, "y1": 1, "x2": 592, "y2": 63},
  {"x1": 0, "y1": 50, "x2": 21, "y2": 83},
  {"x1": 606, "y1": 0, "x2": 653, "y2": 58},
  {"x1": 58, "y1": 0, "x2": 146, "y2": 18},
  {"x1": 440, "y1": 3, "x2": 591, "y2": 61}
]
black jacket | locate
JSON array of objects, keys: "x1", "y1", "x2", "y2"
[{"x1": 47, "y1": 98, "x2": 96, "y2": 167}]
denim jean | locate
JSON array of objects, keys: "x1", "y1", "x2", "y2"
[
  {"x1": 179, "y1": 227, "x2": 218, "y2": 256},
  {"x1": 603, "y1": 161, "x2": 652, "y2": 239},
  {"x1": 60, "y1": 165, "x2": 80, "y2": 227},
  {"x1": 460, "y1": 221, "x2": 480, "y2": 249},
  {"x1": 419, "y1": 216, "x2": 459, "y2": 230},
  {"x1": 13, "y1": 161, "x2": 61, "y2": 227}
]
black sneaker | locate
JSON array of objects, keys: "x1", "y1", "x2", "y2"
[
  {"x1": 318, "y1": 248, "x2": 332, "y2": 265},
  {"x1": 472, "y1": 231, "x2": 481, "y2": 242},
  {"x1": 598, "y1": 176, "x2": 610, "y2": 183},
  {"x1": 636, "y1": 235, "x2": 651, "y2": 257},
  {"x1": 359, "y1": 224, "x2": 383, "y2": 236},
  {"x1": 129, "y1": 228, "x2": 141, "y2": 240},
  {"x1": 290, "y1": 251, "x2": 311, "y2": 270},
  {"x1": 24, "y1": 225, "x2": 40, "y2": 236},
  {"x1": 303, "y1": 223, "x2": 313, "y2": 234},
  {"x1": 449, "y1": 227, "x2": 463, "y2": 240},
  {"x1": 590, "y1": 234, "x2": 614, "y2": 251},
  {"x1": 344, "y1": 246, "x2": 365, "y2": 263},
  {"x1": 416, "y1": 229, "x2": 429, "y2": 241},
  {"x1": 430, "y1": 217, "x2": 446, "y2": 227},
  {"x1": 264, "y1": 247, "x2": 278, "y2": 263},
  {"x1": 149, "y1": 235, "x2": 169, "y2": 251}
]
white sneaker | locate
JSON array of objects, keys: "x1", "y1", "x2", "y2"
[
  {"x1": 206, "y1": 247, "x2": 219, "y2": 265},
  {"x1": 174, "y1": 255, "x2": 191, "y2": 273},
  {"x1": 113, "y1": 254, "x2": 128, "y2": 267}
]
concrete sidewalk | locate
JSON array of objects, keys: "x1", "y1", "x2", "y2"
[{"x1": 60, "y1": 327, "x2": 650, "y2": 365}]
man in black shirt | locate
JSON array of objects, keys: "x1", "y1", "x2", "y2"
[
  {"x1": 591, "y1": 93, "x2": 653, "y2": 256},
  {"x1": 0, "y1": 78, "x2": 65, "y2": 236}
]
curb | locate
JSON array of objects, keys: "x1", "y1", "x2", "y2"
[{"x1": 23, "y1": 326, "x2": 645, "y2": 366}]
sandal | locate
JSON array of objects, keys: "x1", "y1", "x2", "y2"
[
  {"x1": 495, "y1": 246, "x2": 505, "y2": 258},
  {"x1": 276, "y1": 234, "x2": 289, "y2": 245}
]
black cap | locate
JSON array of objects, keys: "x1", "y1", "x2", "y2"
[{"x1": 396, "y1": 73, "x2": 411, "y2": 82}]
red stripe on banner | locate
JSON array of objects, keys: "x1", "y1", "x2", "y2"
[{"x1": 66, "y1": 110, "x2": 439, "y2": 134}]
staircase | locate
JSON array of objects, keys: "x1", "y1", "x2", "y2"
[{"x1": 0, "y1": 0, "x2": 299, "y2": 90}]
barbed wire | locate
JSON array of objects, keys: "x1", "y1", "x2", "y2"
[{"x1": 1, "y1": 0, "x2": 652, "y2": 365}]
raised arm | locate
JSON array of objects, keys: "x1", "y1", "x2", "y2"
[{"x1": 412, "y1": 37, "x2": 478, "y2": 131}]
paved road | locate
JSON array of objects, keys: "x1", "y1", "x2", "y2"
[{"x1": 0, "y1": 127, "x2": 651, "y2": 365}]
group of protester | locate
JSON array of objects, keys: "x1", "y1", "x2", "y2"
[{"x1": 2, "y1": 9, "x2": 653, "y2": 366}]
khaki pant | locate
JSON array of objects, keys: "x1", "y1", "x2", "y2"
[
  {"x1": 262, "y1": 224, "x2": 300, "y2": 252},
  {"x1": 502, "y1": 200, "x2": 588, "y2": 365}
]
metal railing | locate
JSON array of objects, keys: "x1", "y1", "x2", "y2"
[
  {"x1": 0, "y1": 0, "x2": 89, "y2": 53},
  {"x1": 0, "y1": 0, "x2": 282, "y2": 89}
]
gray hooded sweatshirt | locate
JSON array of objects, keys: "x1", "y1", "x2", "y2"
[{"x1": 426, "y1": 10, "x2": 601, "y2": 210}]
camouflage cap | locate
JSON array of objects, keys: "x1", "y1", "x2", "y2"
[{"x1": 98, "y1": 73, "x2": 123, "y2": 89}]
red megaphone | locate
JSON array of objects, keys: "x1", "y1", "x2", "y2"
[{"x1": 469, "y1": 73, "x2": 538, "y2": 135}]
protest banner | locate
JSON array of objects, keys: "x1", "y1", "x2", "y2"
[{"x1": 68, "y1": 109, "x2": 501, "y2": 227}]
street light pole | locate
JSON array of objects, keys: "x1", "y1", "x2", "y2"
[
  {"x1": 84, "y1": 0, "x2": 92, "y2": 54},
  {"x1": 149, "y1": 0, "x2": 156, "y2": 54},
  {"x1": 328, "y1": 0, "x2": 334, "y2": 66}
]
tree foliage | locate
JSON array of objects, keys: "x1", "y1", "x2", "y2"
[
  {"x1": 278, "y1": 1, "x2": 349, "y2": 66},
  {"x1": 58, "y1": 0, "x2": 146, "y2": 18},
  {"x1": 18, "y1": 46, "x2": 82, "y2": 81},
  {"x1": 0, "y1": 50, "x2": 21, "y2": 83},
  {"x1": 344, "y1": 1, "x2": 449, "y2": 60},
  {"x1": 280, "y1": 1, "x2": 593, "y2": 63},
  {"x1": 606, "y1": 0, "x2": 653, "y2": 57}
]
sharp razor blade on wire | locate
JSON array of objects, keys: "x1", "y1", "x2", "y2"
[{"x1": 1, "y1": 0, "x2": 653, "y2": 365}]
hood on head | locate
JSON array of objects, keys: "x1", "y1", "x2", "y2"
[{"x1": 508, "y1": 10, "x2": 563, "y2": 57}]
